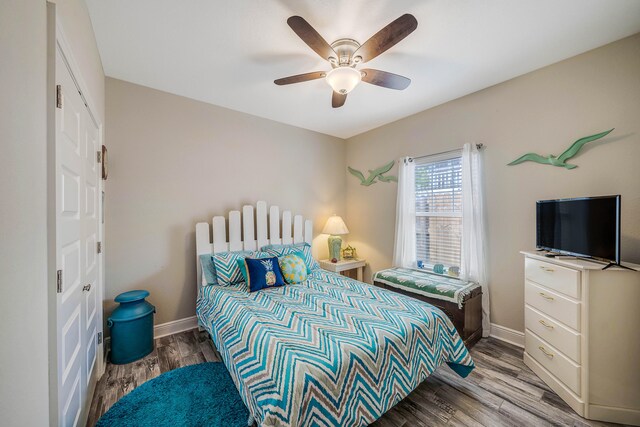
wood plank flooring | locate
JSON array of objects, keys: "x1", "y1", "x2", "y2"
[{"x1": 87, "y1": 332, "x2": 625, "y2": 427}]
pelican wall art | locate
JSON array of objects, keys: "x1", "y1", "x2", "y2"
[
  {"x1": 508, "y1": 129, "x2": 614, "y2": 169},
  {"x1": 348, "y1": 161, "x2": 397, "y2": 186}
]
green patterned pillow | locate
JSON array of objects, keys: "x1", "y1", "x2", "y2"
[{"x1": 278, "y1": 254, "x2": 308, "y2": 284}]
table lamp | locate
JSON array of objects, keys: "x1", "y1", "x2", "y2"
[{"x1": 322, "y1": 215, "x2": 349, "y2": 262}]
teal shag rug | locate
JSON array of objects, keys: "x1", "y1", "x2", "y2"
[{"x1": 96, "y1": 362, "x2": 250, "y2": 427}]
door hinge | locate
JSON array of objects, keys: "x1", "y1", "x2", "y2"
[
  {"x1": 56, "y1": 85, "x2": 63, "y2": 109},
  {"x1": 97, "y1": 242, "x2": 102, "y2": 254},
  {"x1": 97, "y1": 150, "x2": 102, "y2": 163},
  {"x1": 97, "y1": 332, "x2": 103, "y2": 345},
  {"x1": 56, "y1": 270, "x2": 63, "y2": 293}
]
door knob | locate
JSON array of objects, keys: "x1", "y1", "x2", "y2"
[{"x1": 83, "y1": 284, "x2": 92, "y2": 292}]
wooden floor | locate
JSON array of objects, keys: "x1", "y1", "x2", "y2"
[{"x1": 87, "y1": 331, "x2": 624, "y2": 427}]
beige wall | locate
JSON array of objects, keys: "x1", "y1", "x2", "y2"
[
  {"x1": 345, "y1": 34, "x2": 640, "y2": 333},
  {"x1": 105, "y1": 78, "x2": 346, "y2": 326},
  {"x1": 0, "y1": 2, "x2": 50, "y2": 425}
]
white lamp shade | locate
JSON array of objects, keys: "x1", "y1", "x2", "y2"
[
  {"x1": 322, "y1": 215, "x2": 349, "y2": 235},
  {"x1": 325, "y1": 67, "x2": 361, "y2": 94}
]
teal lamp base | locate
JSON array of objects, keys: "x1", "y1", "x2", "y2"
[{"x1": 327, "y1": 235, "x2": 343, "y2": 262}]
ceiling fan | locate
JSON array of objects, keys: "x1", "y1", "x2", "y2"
[{"x1": 274, "y1": 14, "x2": 418, "y2": 108}]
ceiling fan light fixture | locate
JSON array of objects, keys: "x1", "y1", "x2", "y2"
[
  {"x1": 325, "y1": 67, "x2": 361, "y2": 94},
  {"x1": 277, "y1": 14, "x2": 417, "y2": 107}
]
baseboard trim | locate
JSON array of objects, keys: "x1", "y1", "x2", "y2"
[
  {"x1": 154, "y1": 316, "x2": 199, "y2": 339},
  {"x1": 490, "y1": 323, "x2": 525, "y2": 348},
  {"x1": 588, "y1": 403, "x2": 640, "y2": 426}
]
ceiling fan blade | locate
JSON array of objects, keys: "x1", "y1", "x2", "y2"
[
  {"x1": 287, "y1": 16, "x2": 337, "y2": 62},
  {"x1": 274, "y1": 71, "x2": 326, "y2": 85},
  {"x1": 332, "y1": 91, "x2": 347, "y2": 108},
  {"x1": 361, "y1": 69, "x2": 411, "y2": 90},
  {"x1": 353, "y1": 14, "x2": 418, "y2": 64}
]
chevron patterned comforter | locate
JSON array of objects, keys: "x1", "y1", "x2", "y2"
[{"x1": 196, "y1": 269, "x2": 474, "y2": 427}]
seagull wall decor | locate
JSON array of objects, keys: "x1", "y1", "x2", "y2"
[
  {"x1": 507, "y1": 129, "x2": 614, "y2": 169},
  {"x1": 348, "y1": 160, "x2": 397, "y2": 186}
]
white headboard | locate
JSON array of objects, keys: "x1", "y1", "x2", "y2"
[{"x1": 195, "y1": 201, "x2": 313, "y2": 295}]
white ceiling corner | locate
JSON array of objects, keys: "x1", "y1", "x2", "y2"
[{"x1": 85, "y1": 0, "x2": 640, "y2": 139}]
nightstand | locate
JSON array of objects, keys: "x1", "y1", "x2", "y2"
[{"x1": 319, "y1": 259, "x2": 366, "y2": 281}]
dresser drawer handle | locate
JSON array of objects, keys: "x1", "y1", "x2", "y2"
[
  {"x1": 539, "y1": 319, "x2": 555, "y2": 330},
  {"x1": 538, "y1": 292, "x2": 554, "y2": 301},
  {"x1": 539, "y1": 266, "x2": 555, "y2": 272},
  {"x1": 538, "y1": 346, "x2": 554, "y2": 359}
]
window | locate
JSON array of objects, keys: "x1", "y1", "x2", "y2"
[{"x1": 415, "y1": 153, "x2": 463, "y2": 270}]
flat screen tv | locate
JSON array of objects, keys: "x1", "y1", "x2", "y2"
[{"x1": 536, "y1": 195, "x2": 621, "y2": 264}]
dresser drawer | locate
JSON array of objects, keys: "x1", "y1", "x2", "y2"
[
  {"x1": 525, "y1": 281, "x2": 581, "y2": 331},
  {"x1": 525, "y1": 331, "x2": 581, "y2": 395},
  {"x1": 525, "y1": 258, "x2": 580, "y2": 298},
  {"x1": 525, "y1": 304, "x2": 581, "y2": 363}
]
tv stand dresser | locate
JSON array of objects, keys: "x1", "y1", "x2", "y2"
[{"x1": 521, "y1": 251, "x2": 640, "y2": 426}]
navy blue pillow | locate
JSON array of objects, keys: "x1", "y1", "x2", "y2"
[{"x1": 244, "y1": 256, "x2": 285, "y2": 292}]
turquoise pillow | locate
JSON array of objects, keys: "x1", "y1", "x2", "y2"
[
  {"x1": 199, "y1": 254, "x2": 217, "y2": 286},
  {"x1": 279, "y1": 254, "x2": 307, "y2": 284},
  {"x1": 245, "y1": 256, "x2": 285, "y2": 292},
  {"x1": 262, "y1": 243, "x2": 319, "y2": 273},
  {"x1": 236, "y1": 252, "x2": 270, "y2": 283},
  {"x1": 237, "y1": 258, "x2": 248, "y2": 283}
]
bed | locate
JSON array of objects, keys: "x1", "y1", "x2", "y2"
[{"x1": 195, "y1": 201, "x2": 474, "y2": 427}]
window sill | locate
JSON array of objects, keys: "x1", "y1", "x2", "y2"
[{"x1": 416, "y1": 263, "x2": 461, "y2": 278}]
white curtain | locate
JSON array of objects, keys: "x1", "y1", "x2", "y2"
[
  {"x1": 461, "y1": 143, "x2": 491, "y2": 337},
  {"x1": 392, "y1": 157, "x2": 416, "y2": 268}
]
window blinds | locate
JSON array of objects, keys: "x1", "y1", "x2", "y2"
[{"x1": 415, "y1": 153, "x2": 463, "y2": 268}]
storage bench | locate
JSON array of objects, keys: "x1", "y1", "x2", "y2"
[{"x1": 373, "y1": 267, "x2": 482, "y2": 348}]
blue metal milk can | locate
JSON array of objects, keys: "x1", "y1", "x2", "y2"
[{"x1": 107, "y1": 290, "x2": 156, "y2": 364}]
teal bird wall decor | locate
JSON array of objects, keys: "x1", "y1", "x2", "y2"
[
  {"x1": 507, "y1": 129, "x2": 614, "y2": 169},
  {"x1": 348, "y1": 160, "x2": 397, "y2": 186}
]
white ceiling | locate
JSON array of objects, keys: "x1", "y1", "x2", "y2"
[{"x1": 86, "y1": 0, "x2": 640, "y2": 139}]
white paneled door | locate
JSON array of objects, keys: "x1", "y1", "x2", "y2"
[{"x1": 55, "y1": 48, "x2": 101, "y2": 427}]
